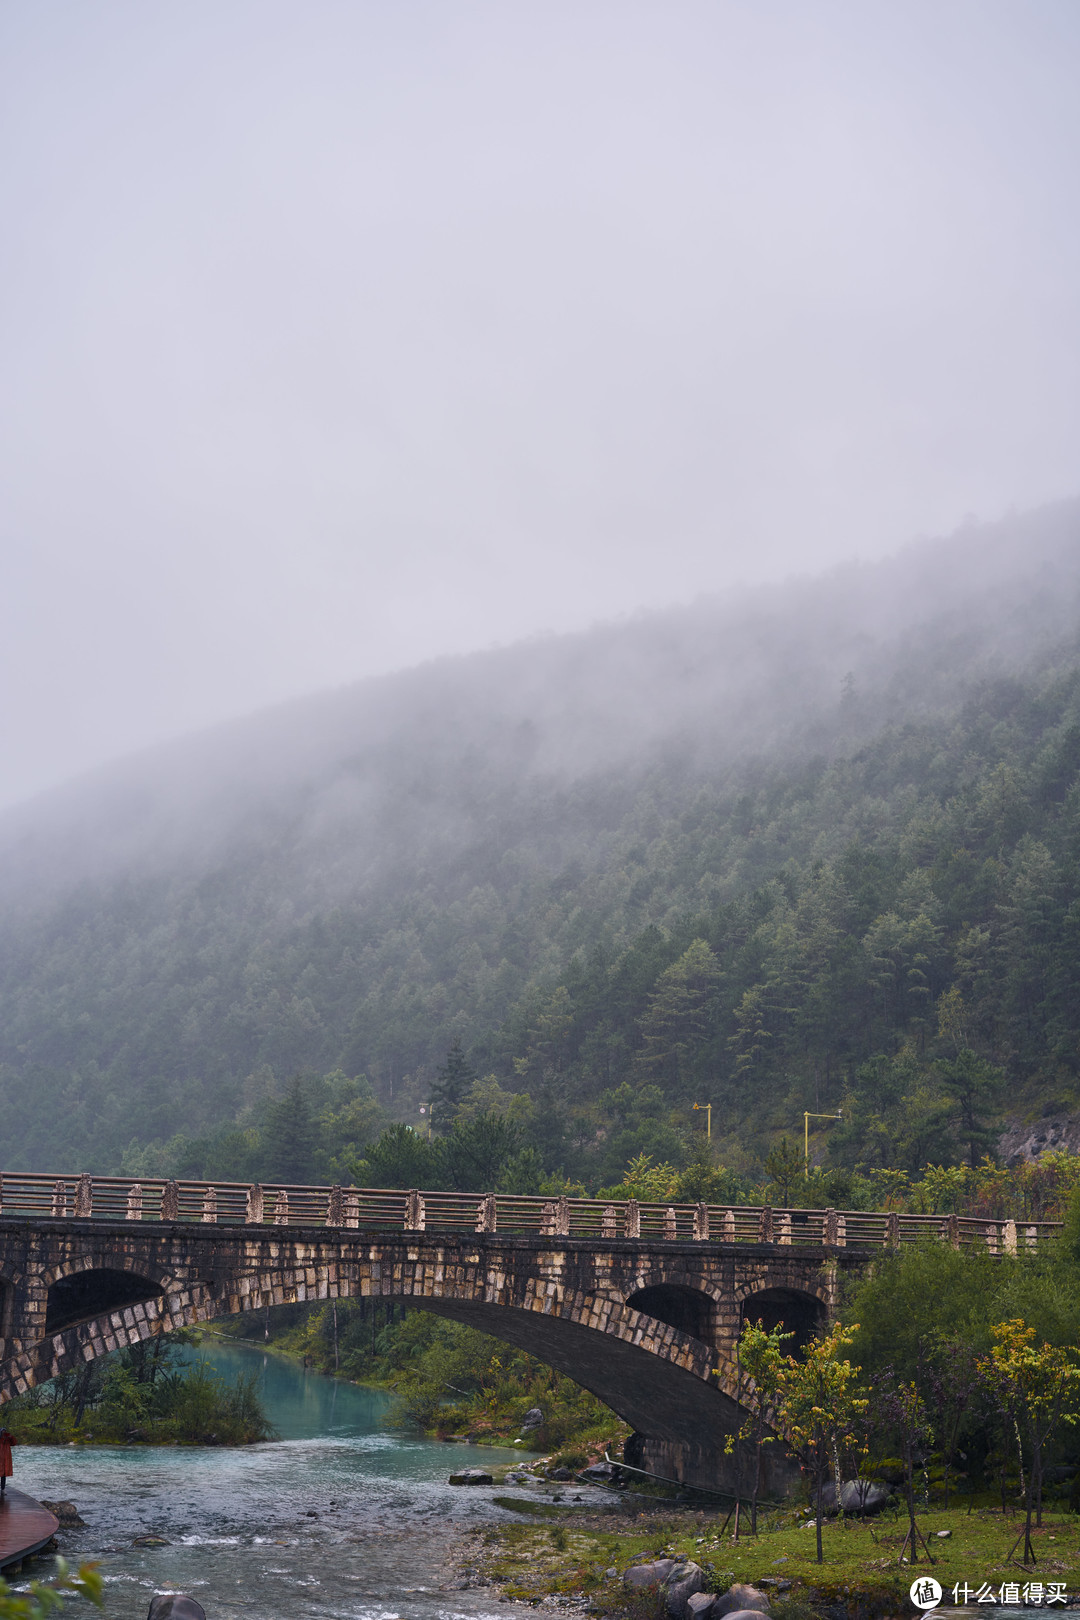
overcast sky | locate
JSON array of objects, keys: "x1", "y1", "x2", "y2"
[{"x1": 2, "y1": 1, "x2": 1078, "y2": 809}]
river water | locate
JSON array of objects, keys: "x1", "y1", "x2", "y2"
[{"x1": 8, "y1": 1337, "x2": 548, "y2": 1620}]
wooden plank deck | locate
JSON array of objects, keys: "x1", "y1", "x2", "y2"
[{"x1": 0, "y1": 1488, "x2": 59, "y2": 1572}]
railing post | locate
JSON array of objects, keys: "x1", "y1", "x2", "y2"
[
  {"x1": 601, "y1": 1204, "x2": 618, "y2": 1239},
  {"x1": 884, "y1": 1211, "x2": 900, "y2": 1249},
  {"x1": 0, "y1": 1173, "x2": 4, "y2": 1216},
  {"x1": 722, "y1": 1209, "x2": 735, "y2": 1242},
  {"x1": 693, "y1": 1202, "x2": 709, "y2": 1241},
  {"x1": 51, "y1": 1180, "x2": 68, "y2": 1218},
  {"x1": 74, "y1": 1174, "x2": 93, "y2": 1219},
  {"x1": 540, "y1": 1200, "x2": 556, "y2": 1237},
  {"x1": 758, "y1": 1206, "x2": 773, "y2": 1244},
  {"x1": 126, "y1": 1184, "x2": 143, "y2": 1221},
  {"x1": 246, "y1": 1184, "x2": 264, "y2": 1224},
  {"x1": 947, "y1": 1213, "x2": 960, "y2": 1250},
  {"x1": 273, "y1": 1190, "x2": 290, "y2": 1226},
  {"x1": 777, "y1": 1210, "x2": 792, "y2": 1246},
  {"x1": 1003, "y1": 1218, "x2": 1017, "y2": 1255},
  {"x1": 201, "y1": 1187, "x2": 218, "y2": 1224},
  {"x1": 326, "y1": 1185, "x2": 343, "y2": 1227},
  {"x1": 554, "y1": 1196, "x2": 570, "y2": 1237},
  {"x1": 824, "y1": 1207, "x2": 838, "y2": 1246},
  {"x1": 475, "y1": 1193, "x2": 496, "y2": 1233},
  {"x1": 663, "y1": 1206, "x2": 677, "y2": 1239},
  {"x1": 1025, "y1": 1224, "x2": 1037, "y2": 1251},
  {"x1": 345, "y1": 1191, "x2": 360, "y2": 1229},
  {"x1": 624, "y1": 1199, "x2": 640, "y2": 1239},
  {"x1": 985, "y1": 1221, "x2": 999, "y2": 1255},
  {"x1": 160, "y1": 1181, "x2": 179, "y2": 1222},
  {"x1": 404, "y1": 1190, "x2": 426, "y2": 1230},
  {"x1": 836, "y1": 1213, "x2": 847, "y2": 1246}
]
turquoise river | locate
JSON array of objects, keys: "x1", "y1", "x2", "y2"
[{"x1": 5, "y1": 1336, "x2": 550, "y2": 1620}]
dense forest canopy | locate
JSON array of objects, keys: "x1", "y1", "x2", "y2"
[{"x1": 1, "y1": 502, "x2": 1079, "y2": 1184}]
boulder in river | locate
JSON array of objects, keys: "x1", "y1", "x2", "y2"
[
  {"x1": 39, "y1": 1500, "x2": 86, "y2": 1527},
  {"x1": 448, "y1": 1468, "x2": 493, "y2": 1485},
  {"x1": 147, "y1": 1599, "x2": 207, "y2": 1620}
]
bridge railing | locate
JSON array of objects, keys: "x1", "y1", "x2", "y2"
[{"x1": 0, "y1": 1172, "x2": 1061, "y2": 1252}]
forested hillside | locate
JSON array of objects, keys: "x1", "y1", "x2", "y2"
[{"x1": 1, "y1": 503, "x2": 1078, "y2": 1182}]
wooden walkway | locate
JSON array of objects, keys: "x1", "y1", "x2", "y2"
[{"x1": 0, "y1": 1488, "x2": 59, "y2": 1573}]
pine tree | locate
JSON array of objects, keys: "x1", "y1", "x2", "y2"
[
  {"x1": 428, "y1": 1041, "x2": 477, "y2": 1135},
  {"x1": 263, "y1": 1078, "x2": 318, "y2": 1183},
  {"x1": 637, "y1": 938, "x2": 722, "y2": 1088},
  {"x1": 764, "y1": 1137, "x2": 803, "y2": 1204}
]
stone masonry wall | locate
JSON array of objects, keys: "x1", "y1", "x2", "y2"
[{"x1": 0, "y1": 1220, "x2": 859, "y2": 1494}]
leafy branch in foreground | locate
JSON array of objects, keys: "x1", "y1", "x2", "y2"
[{"x1": 0, "y1": 1559, "x2": 103, "y2": 1617}]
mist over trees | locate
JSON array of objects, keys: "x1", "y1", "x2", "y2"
[{"x1": 0, "y1": 504, "x2": 1078, "y2": 1182}]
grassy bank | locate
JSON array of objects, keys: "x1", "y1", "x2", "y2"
[
  {"x1": 460, "y1": 1497, "x2": 1080, "y2": 1612},
  {"x1": 3, "y1": 1333, "x2": 275, "y2": 1446}
]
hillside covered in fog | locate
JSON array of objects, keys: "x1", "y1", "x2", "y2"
[{"x1": 1, "y1": 501, "x2": 1079, "y2": 1182}]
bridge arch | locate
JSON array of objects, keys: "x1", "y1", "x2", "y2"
[
  {"x1": 624, "y1": 1283, "x2": 715, "y2": 1343},
  {"x1": 44, "y1": 1266, "x2": 169, "y2": 1336},
  {"x1": 40, "y1": 1250, "x2": 176, "y2": 1290},
  {"x1": 738, "y1": 1284, "x2": 828, "y2": 1355}
]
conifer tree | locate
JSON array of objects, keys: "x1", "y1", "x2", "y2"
[
  {"x1": 428, "y1": 1041, "x2": 477, "y2": 1135},
  {"x1": 264, "y1": 1078, "x2": 318, "y2": 1183}
]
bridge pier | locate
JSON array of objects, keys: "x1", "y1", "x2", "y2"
[{"x1": 627, "y1": 1433, "x2": 801, "y2": 1499}]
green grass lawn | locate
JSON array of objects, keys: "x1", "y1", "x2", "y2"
[{"x1": 469, "y1": 1500, "x2": 1080, "y2": 1612}]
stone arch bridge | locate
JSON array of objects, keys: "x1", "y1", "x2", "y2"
[{"x1": 0, "y1": 1175, "x2": 1054, "y2": 1492}]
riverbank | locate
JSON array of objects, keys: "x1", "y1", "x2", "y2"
[
  {"x1": 458, "y1": 1494, "x2": 1080, "y2": 1614},
  {"x1": 2, "y1": 1340, "x2": 275, "y2": 1448}
]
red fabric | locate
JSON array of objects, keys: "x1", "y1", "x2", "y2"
[{"x1": 0, "y1": 1432, "x2": 16, "y2": 1478}]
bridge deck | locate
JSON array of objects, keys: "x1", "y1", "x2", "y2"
[{"x1": 0, "y1": 1172, "x2": 1058, "y2": 1252}]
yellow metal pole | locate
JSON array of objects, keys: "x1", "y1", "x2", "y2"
[{"x1": 693, "y1": 1103, "x2": 712, "y2": 1140}]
